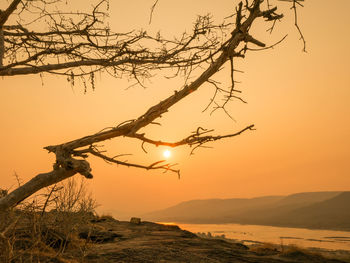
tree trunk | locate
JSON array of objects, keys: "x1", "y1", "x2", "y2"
[
  {"x1": 0, "y1": 159, "x2": 91, "y2": 211},
  {"x1": 0, "y1": 168, "x2": 76, "y2": 211}
]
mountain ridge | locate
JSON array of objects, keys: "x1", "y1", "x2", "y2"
[{"x1": 143, "y1": 191, "x2": 350, "y2": 230}]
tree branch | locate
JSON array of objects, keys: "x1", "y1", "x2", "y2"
[
  {"x1": 0, "y1": 0, "x2": 22, "y2": 27},
  {"x1": 0, "y1": 0, "x2": 305, "y2": 211},
  {"x1": 81, "y1": 147, "x2": 180, "y2": 176},
  {"x1": 128, "y1": 125, "x2": 255, "y2": 148},
  {"x1": 0, "y1": 167, "x2": 78, "y2": 211},
  {"x1": 44, "y1": 3, "x2": 262, "y2": 154}
]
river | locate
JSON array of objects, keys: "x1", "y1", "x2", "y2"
[{"x1": 173, "y1": 223, "x2": 350, "y2": 251}]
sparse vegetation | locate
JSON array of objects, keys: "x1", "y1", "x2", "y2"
[
  {"x1": 2, "y1": 195, "x2": 350, "y2": 262},
  {"x1": 0, "y1": 177, "x2": 98, "y2": 262},
  {"x1": 196, "y1": 231, "x2": 227, "y2": 240}
]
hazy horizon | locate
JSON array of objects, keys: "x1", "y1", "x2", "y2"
[{"x1": 104, "y1": 190, "x2": 348, "y2": 220}]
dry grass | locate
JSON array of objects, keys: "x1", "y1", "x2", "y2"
[
  {"x1": 97, "y1": 214, "x2": 115, "y2": 221},
  {"x1": 0, "y1": 177, "x2": 98, "y2": 263}
]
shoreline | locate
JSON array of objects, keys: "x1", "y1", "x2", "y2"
[
  {"x1": 170, "y1": 221, "x2": 350, "y2": 252},
  {"x1": 159, "y1": 220, "x2": 350, "y2": 232},
  {"x1": 3, "y1": 209, "x2": 350, "y2": 262}
]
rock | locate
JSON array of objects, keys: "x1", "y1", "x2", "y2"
[
  {"x1": 91, "y1": 217, "x2": 107, "y2": 223},
  {"x1": 130, "y1": 217, "x2": 141, "y2": 225},
  {"x1": 79, "y1": 229, "x2": 122, "y2": 243}
]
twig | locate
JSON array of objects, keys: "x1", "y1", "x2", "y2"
[{"x1": 149, "y1": 0, "x2": 159, "y2": 24}]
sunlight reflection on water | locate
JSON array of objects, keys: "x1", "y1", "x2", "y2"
[{"x1": 175, "y1": 223, "x2": 350, "y2": 251}]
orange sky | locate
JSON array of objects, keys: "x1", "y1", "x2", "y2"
[{"x1": 1, "y1": 0, "x2": 349, "y2": 219}]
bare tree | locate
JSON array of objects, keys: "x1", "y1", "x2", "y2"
[{"x1": 0, "y1": 0, "x2": 304, "y2": 211}]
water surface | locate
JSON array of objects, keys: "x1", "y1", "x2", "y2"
[{"x1": 175, "y1": 223, "x2": 350, "y2": 251}]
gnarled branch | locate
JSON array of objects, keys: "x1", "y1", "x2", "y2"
[{"x1": 0, "y1": 0, "x2": 305, "y2": 211}]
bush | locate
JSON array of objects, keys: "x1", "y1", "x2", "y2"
[{"x1": 0, "y1": 177, "x2": 98, "y2": 262}]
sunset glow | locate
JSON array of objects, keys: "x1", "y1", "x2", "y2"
[
  {"x1": 0, "y1": 0, "x2": 349, "y2": 220},
  {"x1": 163, "y1": 149, "x2": 171, "y2": 159}
]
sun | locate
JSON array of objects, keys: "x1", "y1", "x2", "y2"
[{"x1": 163, "y1": 149, "x2": 171, "y2": 158}]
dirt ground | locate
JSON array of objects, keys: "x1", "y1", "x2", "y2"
[
  {"x1": 64, "y1": 216, "x2": 350, "y2": 263},
  {"x1": 3, "y1": 212, "x2": 350, "y2": 263}
]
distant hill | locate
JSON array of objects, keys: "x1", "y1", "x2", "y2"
[
  {"x1": 283, "y1": 192, "x2": 350, "y2": 230},
  {"x1": 143, "y1": 191, "x2": 350, "y2": 230},
  {"x1": 143, "y1": 196, "x2": 284, "y2": 223}
]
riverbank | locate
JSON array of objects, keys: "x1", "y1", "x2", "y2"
[
  {"x1": 62, "y1": 216, "x2": 350, "y2": 262},
  {"x1": 176, "y1": 222, "x2": 350, "y2": 251}
]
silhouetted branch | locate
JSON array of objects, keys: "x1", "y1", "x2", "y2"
[
  {"x1": 0, "y1": 0, "x2": 22, "y2": 27},
  {"x1": 0, "y1": 0, "x2": 306, "y2": 210},
  {"x1": 278, "y1": 0, "x2": 306, "y2": 51},
  {"x1": 75, "y1": 146, "x2": 180, "y2": 176},
  {"x1": 129, "y1": 125, "x2": 255, "y2": 150},
  {"x1": 149, "y1": 0, "x2": 159, "y2": 24},
  {"x1": 246, "y1": 34, "x2": 287, "y2": 51}
]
